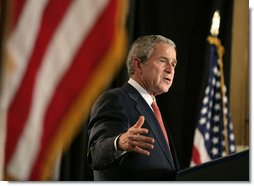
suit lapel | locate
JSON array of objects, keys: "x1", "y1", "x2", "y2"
[
  {"x1": 123, "y1": 83, "x2": 175, "y2": 170},
  {"x1": 136, "y1": 100, "x2": 175, "y2": 169}
]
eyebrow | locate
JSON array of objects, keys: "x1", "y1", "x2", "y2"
[{"x1": 159, "y1": 56, "x2": 177, "y2": 63}]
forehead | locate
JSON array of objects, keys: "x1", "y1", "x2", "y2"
[{"x1": 152, "y1": 43, "x2": 176, "y2": 58}]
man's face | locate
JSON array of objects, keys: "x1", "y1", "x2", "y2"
[{"x1": 140, "y1": 43, "x2": 177, "y2": 96}]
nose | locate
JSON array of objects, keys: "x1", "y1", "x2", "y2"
[{"x1": 165, "y1": 62, "x2": 174, "y2": 74}]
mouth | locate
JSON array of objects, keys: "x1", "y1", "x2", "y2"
[{"x1": 163, "y1": 77, "x2": 171, "y2": 83}]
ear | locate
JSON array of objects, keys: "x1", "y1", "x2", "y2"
[{"x1": 133, "y1": 58, "x2": 142, "y2": 74}]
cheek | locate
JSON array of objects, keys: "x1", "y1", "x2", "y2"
[{"x1": 143, "y1": 66, "x2": 163, "y2": 83}]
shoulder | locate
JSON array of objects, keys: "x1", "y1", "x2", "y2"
[
  {"x1": 90, "y1": 87, "x2": 126, "y2": 113},
  {"x1": 90, "y1": 83, "x2": 141, "y2": 115},
  {"x1": 96, "y1": 86, "x2": 125, "y2": 104},
  {"x1": 94, "y1": 83, "x2": 138, "y2": 104}
]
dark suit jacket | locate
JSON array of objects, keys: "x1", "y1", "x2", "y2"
[{"x1": 87, "y1": 83, "x2": 179, "y2": 181}]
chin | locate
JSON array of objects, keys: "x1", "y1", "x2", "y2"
[
  {"x1": 160, "y1": 88, "x2": 170, "y2": 94},
  {"x1": 164, "y1": 84, "x2": 171, "y2": 89},
  {"x1": 157, "y1": 85, "x2": 170, "y2": 95}
]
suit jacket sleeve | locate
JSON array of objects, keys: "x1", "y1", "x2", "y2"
[{"x1": 87, "y1": 89, "x2": 129, "y2": 170}]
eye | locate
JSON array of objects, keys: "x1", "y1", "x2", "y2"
[
  {"x1": 159, "y1": 59, "x2": 166, "y2": 63},
  {"x1": 171, "y1": 61, "x2": 177, "y2": 68},
  {"x1": 172, "y1": 62, "x2": 177, "y2": 68}
]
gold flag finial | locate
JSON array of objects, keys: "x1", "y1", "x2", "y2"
[{"x1": 210, "y1": 10, "x2": 220, "y2": 37}]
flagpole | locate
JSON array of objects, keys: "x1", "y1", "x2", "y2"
[{"x1": 208, "y1": 10, "x2": 229, "y2": 156}]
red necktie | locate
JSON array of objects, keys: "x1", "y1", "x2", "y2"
[{"x1": 151, "y1": 100, "x2": 169, "y2": 145}]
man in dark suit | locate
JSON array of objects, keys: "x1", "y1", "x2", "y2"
[{"x1": 87, "y1": 35, "x2": 179, "y2": 181}]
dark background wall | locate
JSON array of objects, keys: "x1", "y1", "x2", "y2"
[{"x1": 60, "y1": 0, "x2": 233, "y2": 180}]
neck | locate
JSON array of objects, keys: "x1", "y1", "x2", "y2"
[{"x1": 130, "y1": 75, "x2": 155, "y2": 98}]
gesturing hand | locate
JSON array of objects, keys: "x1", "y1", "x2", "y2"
[{"x1": 117, "y1": 116, "x2": 155, "y2": 156}]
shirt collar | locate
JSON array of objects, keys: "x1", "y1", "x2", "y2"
[{"x1": 128, "y1": 78, "x2": 154, "y2": 107}]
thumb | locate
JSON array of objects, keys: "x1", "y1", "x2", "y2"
[{"x1": 134, "y1": 116, "x2": 145, "y2": 128}]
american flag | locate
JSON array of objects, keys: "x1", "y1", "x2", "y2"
[
  {"x1": 0, "y1": 0, "x2": 127, "y2": 180},
  {"x1": 191, "y1": 36, "x2": 236, "y2": 166}
]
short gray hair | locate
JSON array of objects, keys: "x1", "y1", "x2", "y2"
[{"x1": 126, "y1": 35, "x2": 176, "y2": 76}]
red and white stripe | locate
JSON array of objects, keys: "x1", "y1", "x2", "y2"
[
  {"x1": 191, "y1": 129, "x2": 211, "y2": 166},
  {"x1": 1, "y1": 0, "x2": 127, "y2": 180}
]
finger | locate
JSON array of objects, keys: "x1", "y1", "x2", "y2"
[
  {"x1": 134, "y1": 116, "x2": 145, "y2": 128},
  {"x1": 130, "y1": 135, "x2": 155, "y2": 144},
  {"x1": 131, "y1": 140, "x2": 154, "y2": 150},
  {"x1": 133, "y1": 146, "x2": 151, "y2": 156},
  {"x1": 130, "y1": 128, "x2": 149, "y2": 135}
]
